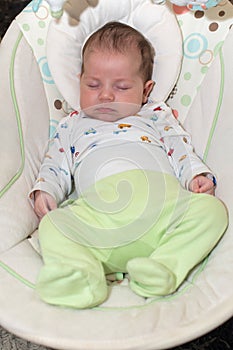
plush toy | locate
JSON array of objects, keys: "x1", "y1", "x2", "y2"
[
  {"x1": 64, "y1": 0, "x2": 99, "y2": 24},
  {"x1": 33, "y1": 0, "x2": 221, "y2": 19},
  {"x1": 33, "y1": 0, "x2": 65, "y2": 18},
  {"x1": 33, "y1": 0, "x2": 98, "y2": 19},
  {"x1": 152, "y1": 0, "x2": 221, "y2": 11}
]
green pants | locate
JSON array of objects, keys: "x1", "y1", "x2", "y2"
[{"x1": 36, "y1": 170, "x2": 228, "y2": 308}]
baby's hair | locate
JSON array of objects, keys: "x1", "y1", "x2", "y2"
[{"x1": 81, "y1": 21, "x2": 155, "y2": 82}]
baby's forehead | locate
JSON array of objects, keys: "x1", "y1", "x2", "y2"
[
  {"x1": 82, "y1": 48, "x2": 142, "y2": 75},
  {"x1": 81, "y1": 47, "x2": 145, "y2": 81}
]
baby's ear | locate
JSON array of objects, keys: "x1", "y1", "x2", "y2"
[
  {"x1": 64, "y1": 0, "x2": 99, "y2": 25},
  {"x1": 143, "y1": 80, "x2": 155, "y2": 103}
]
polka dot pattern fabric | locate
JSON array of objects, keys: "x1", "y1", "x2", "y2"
[
  {"x1": 167, "y1": 0, "x2": 233, "y2": 122},
  {"x1": 16, "y1": 1, "x2": 73, "y2": 138}
]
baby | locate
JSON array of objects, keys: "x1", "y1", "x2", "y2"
[{"x1": 31, "y1": 22, "x2": 228, "y2": 308}]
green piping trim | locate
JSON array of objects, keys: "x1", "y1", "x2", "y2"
[
  {"x1": 203, "y1": 47, "x2": 224, "y2": 162},
  {"x1": 0, "y1": 260, "x2": 35, "y2": 289},
  {"x1": 0, "y1": 252, "x2": 208, "y2": 311},
  {"x1": 0, "y1": 32, "x2": 25, "y2": 198}
]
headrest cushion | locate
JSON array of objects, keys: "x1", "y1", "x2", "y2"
[{"x1": 47, "y1": 0, "x2": 182, "y2": 110}]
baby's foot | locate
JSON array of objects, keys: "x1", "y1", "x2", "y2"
[
  {"x1": 127, "y1": 257, "x2": 176, "y2": 297},
  {"x1": 36, "y1": 261, "x2": 108, "y2": 308}
]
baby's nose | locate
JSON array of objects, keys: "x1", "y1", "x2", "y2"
[{"x1": 99, "y1": 87, "x2": 114, "y2": 102}]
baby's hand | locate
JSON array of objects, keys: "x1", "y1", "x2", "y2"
[
  {"x1": 189, "y1": 175, "x2": 215, "y2": 195},
  {"x1": 34, "y1": 190, "x2": 57, "y2": 220}
]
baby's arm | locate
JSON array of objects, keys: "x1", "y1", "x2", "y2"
[
  {"x1": 34, "y1": 190, "x2": 57, "y2": 220},
  {"x1": 152, "y1": 103, "x2": 216, "y2": 191},
  {"x1": 30, "y1": 114, "x2": 75, "y2": 210}
]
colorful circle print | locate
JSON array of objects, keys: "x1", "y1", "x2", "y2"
[
  {"x1": 38, "y1": 56, "x2": 54, "y2": 84},
  {"x1": 183, "y1": 33, "x2": 208, "y2": 59}
]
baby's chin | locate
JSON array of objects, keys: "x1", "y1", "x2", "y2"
[{"x1": 81, "y1": 102, "x2": 141, "y2": 121}]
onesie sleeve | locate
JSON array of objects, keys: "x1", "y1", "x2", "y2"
[
  {"x1": 153, "y1": 102, "x2": 214, "y2": 189},
  {"x1": 29, "y1": 115, "x2": 74, "y2": 205}
]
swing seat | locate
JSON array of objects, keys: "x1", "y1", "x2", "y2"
[{"x1": 0, "y1": 1, "x2": 232, "y2": 349}]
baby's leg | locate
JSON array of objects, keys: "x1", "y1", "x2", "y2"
[
  {"x1": 127, "y1": 184, "x2": 228, "y2": 297},
  {"x1": 36, "y1": 214, "x2": 108, "y2": 308}
]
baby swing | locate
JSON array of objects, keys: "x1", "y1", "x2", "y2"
[{"x1": 0, "y1": 0, "x2": 233, "y2": 349}]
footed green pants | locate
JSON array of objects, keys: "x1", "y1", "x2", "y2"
[{"x1": 36, "y1": 170, "x2": 228, "y2": 308}]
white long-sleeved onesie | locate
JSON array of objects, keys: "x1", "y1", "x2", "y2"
[{"x1": 30, "y1": 102, "x2": 212, "y2": 204}]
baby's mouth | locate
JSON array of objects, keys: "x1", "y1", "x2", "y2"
[
  {"x1": 95, "y1": 106, "x2": 117, "y2": 114},
  {"x1": 82, "y1": 102, "x2": 141, "y2": 120}
]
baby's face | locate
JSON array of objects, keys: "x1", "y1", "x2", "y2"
[{"x1": 80, "y1": 49, "x2": 153, "y2": 121}]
